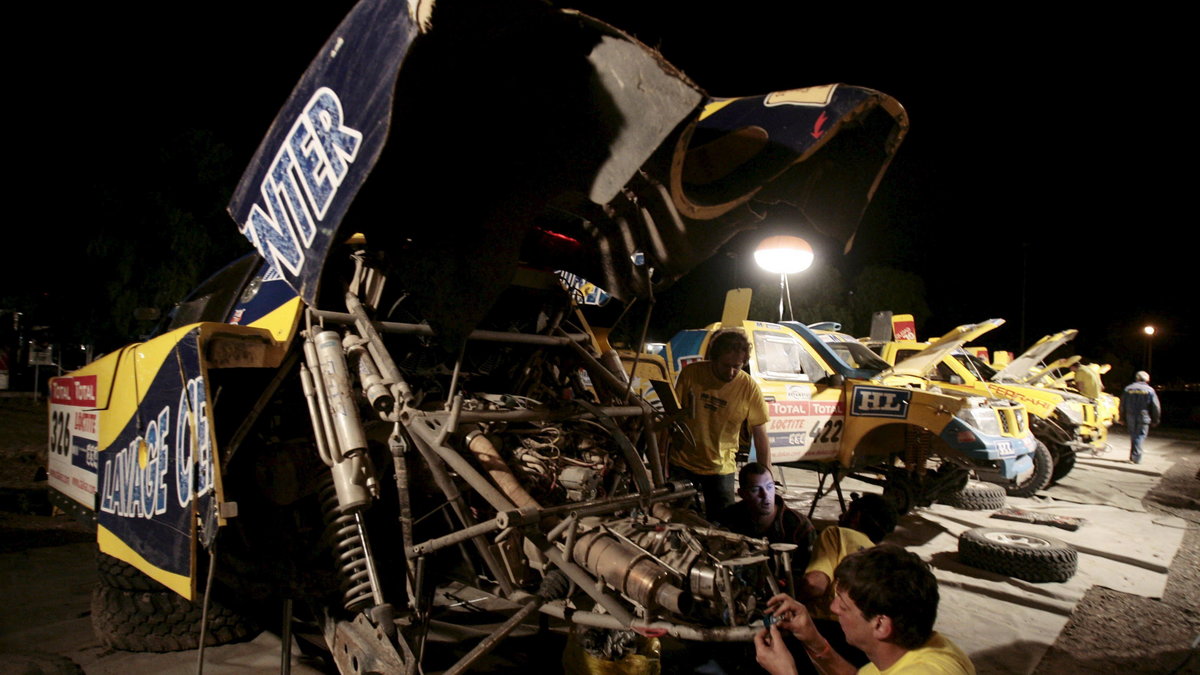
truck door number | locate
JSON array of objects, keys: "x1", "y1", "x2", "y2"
[
  {"x1": 809, "y1": 419, "x2": 843, "y2": 444},
  {"x1": 50, "y1": 410, "x2": 71, "y2": 457}
]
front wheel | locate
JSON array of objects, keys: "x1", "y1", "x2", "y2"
[
  {"x1": 939, "y1": 481, "x2": 1006, "y2": 511},
  {"x1": 91, "y1": 584, "x2": 258, "y2": 653},
  {"x1": 1006, "y1": 441, "x2": 1052, "y2": 498},
  {"x1": 1048, "y1": 445, "x2": 1077, "y2": 484}
]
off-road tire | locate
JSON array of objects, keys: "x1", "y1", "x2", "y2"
[
  {"x1": 939, "y1": 481, "x2": 1006, "y2": 511},
  {"x1": 97, "y1": 552, "x2": 168, "y2": 592},
  {"x1": 91, "y1": 584, "x2": 258, "y2": 652},
  {"x1": 1049, "y1": 447, "x2": 1077, "y2": 484},
  {"x1": 1006, "y1": 441, "x2": 1053, "y2": 498},
  {"x1": 958, "y1": 527, "x2": 1077, "y2": 582}
]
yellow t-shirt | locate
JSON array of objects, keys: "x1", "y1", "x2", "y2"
[
  {"x1": 806, "y1": 526, "x2": 874, "y2": 620},
  {"x1": 858, "y1": 632, "x2": 975, "y2": 674},
  {"x1": 672, "y1": 362, "x2": 769, "y2": 475}
]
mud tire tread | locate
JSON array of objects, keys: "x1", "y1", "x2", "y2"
[
  {"x1": 958, "y1": 527, "x2": 1078, "y2": 583},
  {"x1": 939, "y1": 481, "x2": 1006, "y2": 511},
  {"x1": 91, "y1": 584, "x2": 258, "y2": 652},
  {"x1": 97, "y1": 552, "x2": 168, "y2": 592}
]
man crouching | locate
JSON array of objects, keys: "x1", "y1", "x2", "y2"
[{"x1": 753, "y1": 545, "x2": 974, "y2": 675}]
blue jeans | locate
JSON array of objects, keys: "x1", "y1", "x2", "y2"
[{"x1": 1128, "y1": 415, "x2": 1150, "y2": 463}]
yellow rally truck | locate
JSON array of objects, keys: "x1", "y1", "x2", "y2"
[
  {"x1": 665, "y1": 316, "x2": 1040, "y2": 513},
  {"x1": 868, "y1": 323, "x2": 1105, "y2": 483}
]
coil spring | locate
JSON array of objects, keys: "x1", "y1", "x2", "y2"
[
  {"x1": 903, "y1": 425, "x2": 933, "y2": 473},
  {"x1": 319, "y1": 478, "x2": 374, "y2": 611}
]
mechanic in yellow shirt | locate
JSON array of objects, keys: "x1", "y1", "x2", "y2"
[
  {"x1": 1070, "y1": 362, "x2": 1104, "y2": 400},
  {"x1": 672, "y1": 330, "x2": 770, "y2": 519},
  {"x1": 754, "y1": 545, "x2": 975, "y2": 675}
]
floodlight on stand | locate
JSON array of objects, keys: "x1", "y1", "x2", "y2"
[{"x1": 754, "y1": 235, "x2": 814, "y2": 322}]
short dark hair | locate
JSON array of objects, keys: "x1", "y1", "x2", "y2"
[
  {"x1": 846, "y1": 493, "x2": 898, "y2": 544},
  {"x1": 708, "y1": 330, "x2": 750, "y2": 360},
  {"x1": 738, "y1": 462, "x2": 772, "y2": 488},
  {"x1": 834, "y1": 545, "x2": 938, "y2": 650}
]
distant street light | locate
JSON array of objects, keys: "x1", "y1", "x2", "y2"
[
  {"x1": 1143, "y1": 325, "x2": 1155, "y2": 372},
  {"x1": 754, "y1": 235, "x2": 814, "y2": 322}
]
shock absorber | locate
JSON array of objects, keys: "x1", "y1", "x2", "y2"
[{"x1": 303, "y1": 326, "x2": 386, "y2": 613}]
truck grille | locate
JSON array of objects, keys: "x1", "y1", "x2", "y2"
[{"x1": 995, "y1": 405, "x2": 1028, "y2": 437}]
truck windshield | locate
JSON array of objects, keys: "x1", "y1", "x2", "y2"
[
  {"x1": 826, "y1": 341, "x2": 890, "y2": 372},
  {"x1": 754, "y1": 332, "x2": 826, "y2": 381}
]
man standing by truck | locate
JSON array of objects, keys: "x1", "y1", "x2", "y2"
[
  {"x1": 672, "y1": 330, "x2": 771, "y2": 519},
  {"x1": 1120, "y1": 371, "x2": 1161, "y2": 464}
]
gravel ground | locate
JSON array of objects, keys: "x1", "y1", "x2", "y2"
[{"x1": 2, "y1": 396, "x2": 1198, "y2": 673}]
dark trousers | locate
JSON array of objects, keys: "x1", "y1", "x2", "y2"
[{"x1": 669, "y1": 465, "x2": 735, "y2": 521}]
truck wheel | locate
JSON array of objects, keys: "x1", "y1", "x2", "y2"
[
  {"x1": 958, "y1": 527, "x2": 1077, "y2": 582},
  {"x1": 97, "y1": 552, "x2": 168, "y2": 592},
  {"x1": 1006, "y1": 441, "x2": 1053, "y2": 498},
  {"x1": 91, "y1": 584, "x2": 258, "y2": 652},
  {"x1": 939, "y1": 481, "x2": 1005, "y2": 511},
  {"x1": 1049, "y1": 448, "x2": 1077, "y2": 484}
]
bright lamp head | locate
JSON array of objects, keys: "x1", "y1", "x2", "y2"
[{"x1": 754, "y1": 235, "x2": 814, "y2": 274}]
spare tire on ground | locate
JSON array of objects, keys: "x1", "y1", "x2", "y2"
[
  {"x1": 958, "y1": 527, "x2": 1078, "y2": 583},
  {"x1": 939, "y1": 481, "x2": 1006, "y2": 511},
  {"x1": 91, "y1": 584, "x2": 259, "y2": 652}
]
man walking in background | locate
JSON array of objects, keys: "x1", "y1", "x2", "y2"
[{"x1": 1120, "y1": 370, "x2": 1161, "y2": 464}]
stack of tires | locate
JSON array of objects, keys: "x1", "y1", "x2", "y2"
[{"x1": 93, "y1": 552, "x2": 257, "y2": 652}]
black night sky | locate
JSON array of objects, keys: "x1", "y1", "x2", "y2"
[{"x1": 16, "y1": 1, "x2": 1193, "y2": 384}]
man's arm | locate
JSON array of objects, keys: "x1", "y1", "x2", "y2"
[
  {"x1": 765, "y1": 594, "x2": 858, "y2": 675},
  {"x1": 753, "y1": 423, "x2": 772, "y2": 474},
  {"x1": 796, "y1": 570, "x2": 831, "y2": 603},
  {"x1": 1150, "y1": 391, "x2": 1162, "y2": 426}
]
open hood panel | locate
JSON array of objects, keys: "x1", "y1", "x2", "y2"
[
  {"x1": 885, "y1": 319, "x2": 1005, "y2": 379},
  {"x1": 993, "y1": 329, "x2": 1078, "y2": 383},
  {"x1": 228, "y1": 0, "x2": 908, "y2": 344}
]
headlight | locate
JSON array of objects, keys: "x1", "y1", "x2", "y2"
[
  {"x1": 1057, "y1": 402, "x2": 1084, "y2": 426},
  {"x1": 956, "y1": 406, "x2": 1002, "y2": 437}
]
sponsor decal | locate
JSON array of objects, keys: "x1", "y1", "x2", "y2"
[
  {"x1": 786, "y1": 385, "x2": 810, "y2": 401},
  {"x1": 98, "y1": 375, "x2": 214, "y2": 519},
  {"x1": 48, "y1": 376, "x2": 100, "y2": 506},
  {"x1": 989, "y1": 385, "x2": 1054, "y2": 414},
  {"x1": 241, "y1": 88, "x2": 363, "y2": 278},
  {"x1": 557, "y1": 271, "x2": 611, "y2": 306},
  {"x1": 810, "y1": 111, "x2": 828, "y2": 139},
  {"x1": 50, "y1": 375, "x2": 97, "y2": 407},
  {"x1": 851, "y1": 386, "x2": 911, "y2": 418},
  {"x1": 767, "y1": 399, "x2": 844, "y2": 462},
  {"x1": 995, "y1": 441, "x2": 1014, "y2": 457}
]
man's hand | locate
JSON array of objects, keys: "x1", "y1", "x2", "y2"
[
  {"x1": 766, "y1": 593, "x2": 820, "y2": 645},
  {"x1": 754, "y1": 625, "x2": 799, "y2": 675}
]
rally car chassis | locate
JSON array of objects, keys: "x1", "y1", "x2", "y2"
[{"x1": 272, "y1": 276, "x2": 787, "y2": 672}]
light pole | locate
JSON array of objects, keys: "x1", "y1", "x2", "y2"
[
  {"x1": 1143, "y1": 325, "x2": 1155, "y2": 372},
  {"x1": 754, "y1": 235, "x2": 814, "y2": 322}
]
